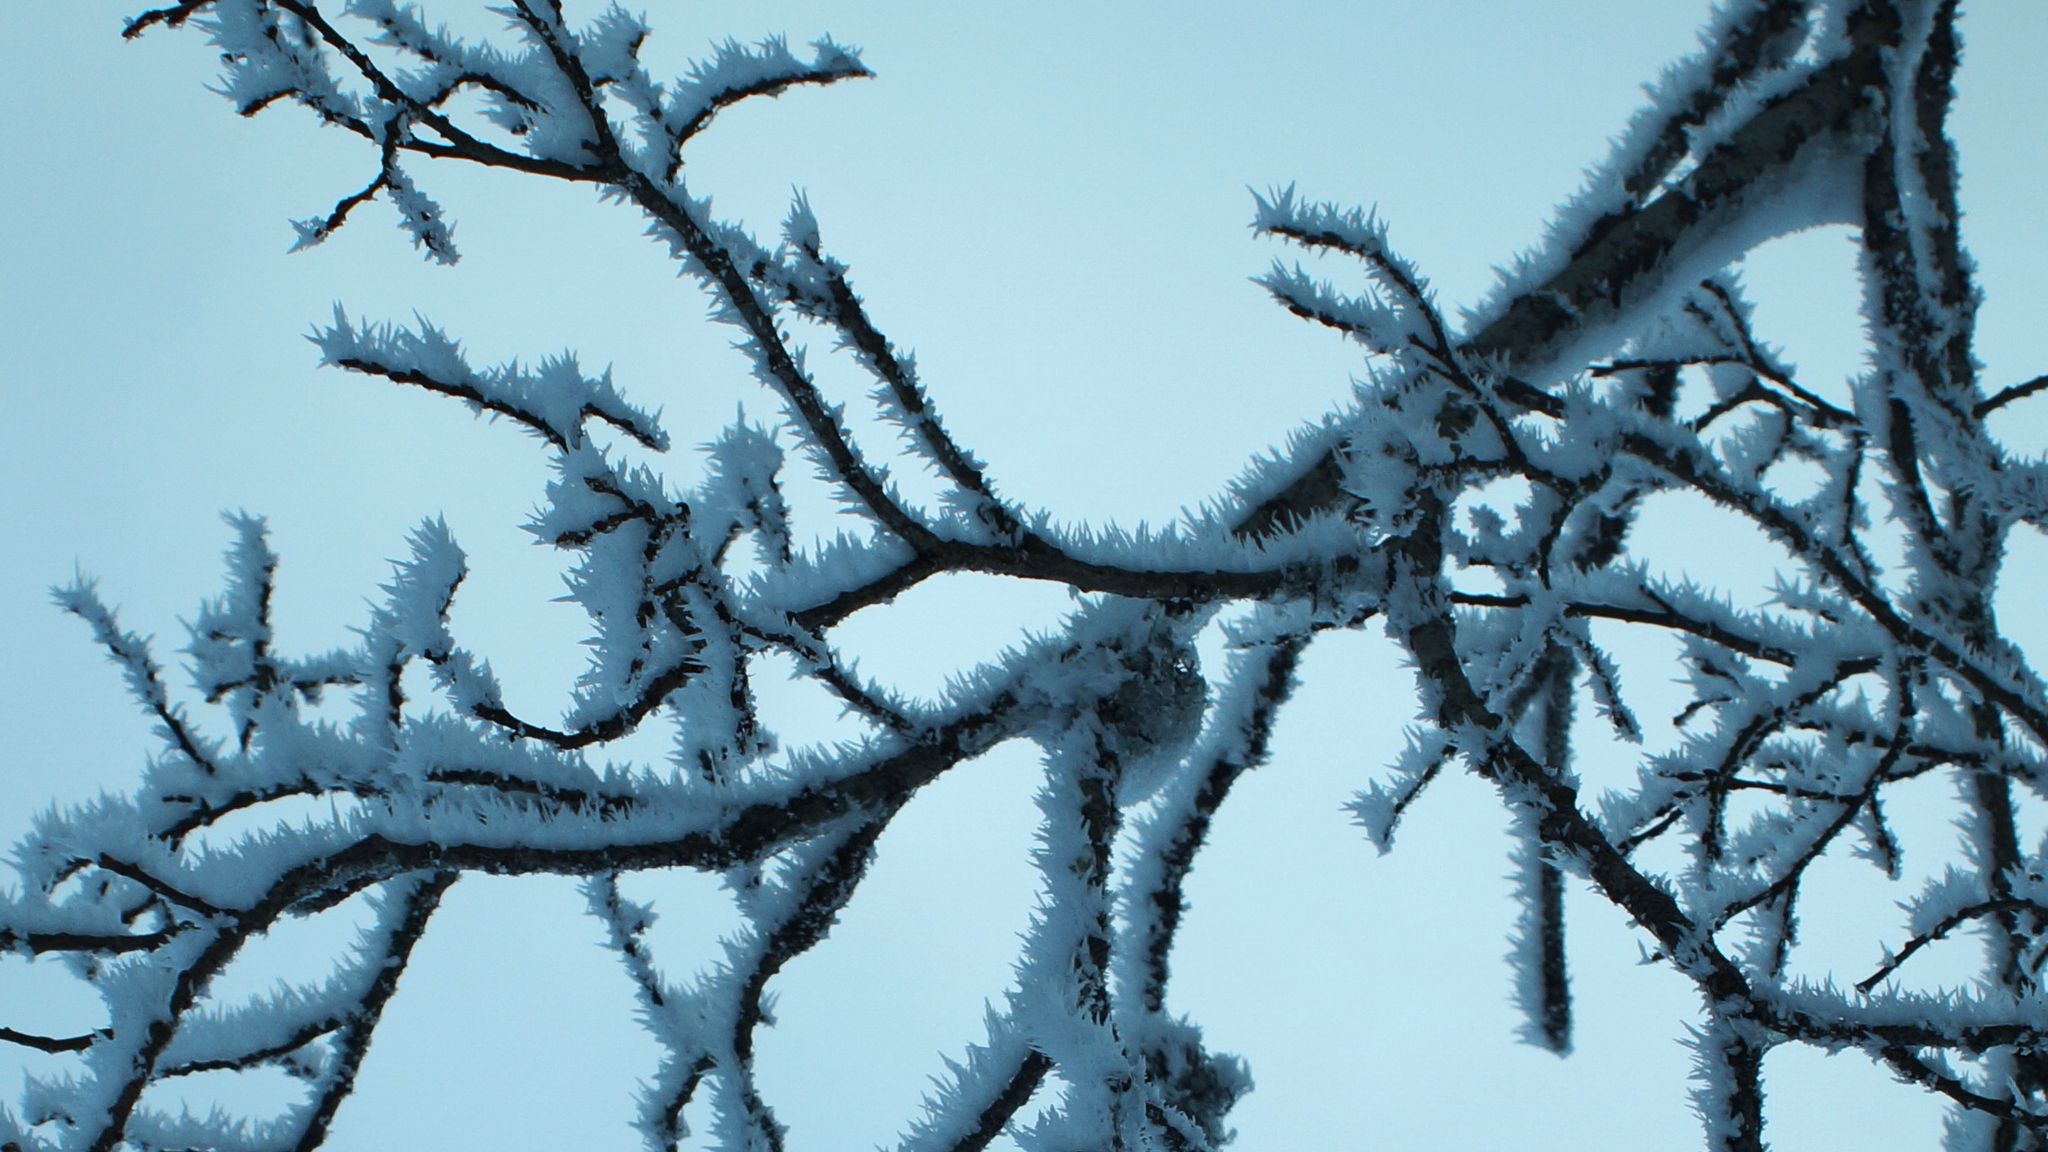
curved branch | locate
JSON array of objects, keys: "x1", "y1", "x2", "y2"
[
  {"x1": 0, "y1": 1025, "x2": 104, "y2": 1055},
  {"x1": 1860, "y1": 896, "x2": 2048, "y2": 994}
]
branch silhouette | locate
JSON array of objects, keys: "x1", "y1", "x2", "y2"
[{"x1": 10, "y1": 3, "x2": 2046, "y2": 1150}]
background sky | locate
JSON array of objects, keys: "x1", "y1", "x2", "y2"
[{"x1": 4, "y1": 2, "x2": 2048, "y2": 1149}]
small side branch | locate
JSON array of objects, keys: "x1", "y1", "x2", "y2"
[
  {"x1": 1974, "y1": 374, "x2": 2048, "y2": 419},
  {"x1": 0, "y1": 1025, "x2": 103, "y2": 1054}
]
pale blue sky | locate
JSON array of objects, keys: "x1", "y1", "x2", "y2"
[{"x1": 5, "y1": 3, "x2": 2048, "y2": 1149}]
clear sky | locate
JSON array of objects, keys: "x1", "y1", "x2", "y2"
[{"x1": 4, "y1": 3, "x2": 2048, "y2": 1149}]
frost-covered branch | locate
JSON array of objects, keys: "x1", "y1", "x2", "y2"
[{"x1": 17, "y1": 1, "x2": 2048, "y2": 1148}]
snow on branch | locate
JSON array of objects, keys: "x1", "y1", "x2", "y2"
[
  {"x1": 317, "y1": 307, "x2": 667, "y2": 451},
  {"x1": 665, "y1": 35, "x2": 870, "y2": 153},
  {"x1": 16, "y1": 2, "x2": 2048, "y2": 1150}
]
